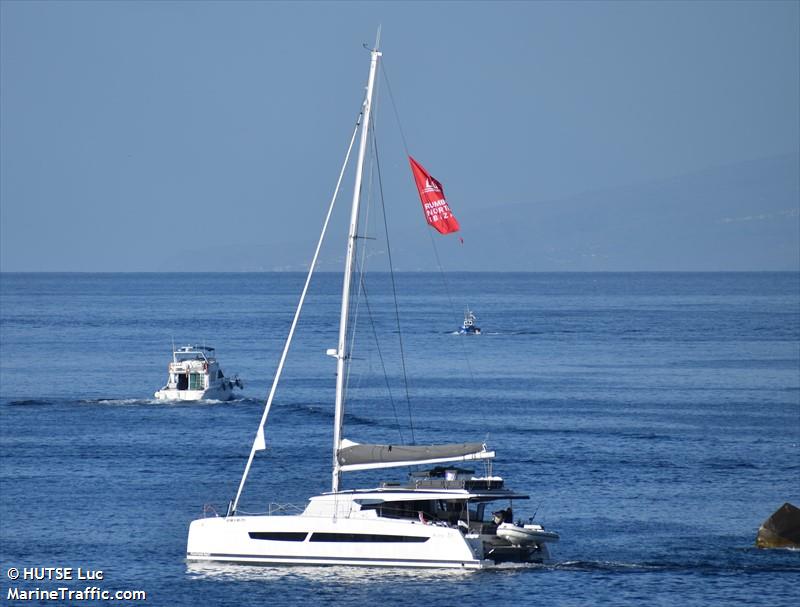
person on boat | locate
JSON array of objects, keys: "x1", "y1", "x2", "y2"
[{"x1": 493, "y1": 507, "x2": 513, "y2": 525}]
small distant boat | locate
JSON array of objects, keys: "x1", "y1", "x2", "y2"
[
  {"x1": 154, "y1": 345, "x2": 242, "y2": 401},
  {"x1": 459, "y1": 309, "x2": 481, "y2": 335}
]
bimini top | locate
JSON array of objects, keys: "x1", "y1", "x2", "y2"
[
  {"x1": 176, "y1": 345, "x2": 215, "y2": 353},
  {"x1": 314, "y1": 486, "x2": 531, "y2": 503},
  {"x1": 174, "y1": 345, "x2": 217, "y2": 362}
]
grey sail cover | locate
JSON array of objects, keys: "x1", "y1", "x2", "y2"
[{"x1": 338, "y1": 440, "x2": 487, "y2": 468}]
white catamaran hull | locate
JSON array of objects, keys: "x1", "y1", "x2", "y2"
[{"x1": 187, "y1": 515, "x2": 489, "y2": 569}]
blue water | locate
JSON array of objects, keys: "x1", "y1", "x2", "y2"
[{"x1": 1, "y1": 272, "x2": 798, "y2": 606}]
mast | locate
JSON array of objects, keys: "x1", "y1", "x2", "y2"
[{"x1": 331, "y1": 38, "x2": 381, "y2": 493}]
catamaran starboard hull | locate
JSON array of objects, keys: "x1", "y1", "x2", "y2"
[{"x1": 187, "y1": 515, "x2": 490, "y2": 569}]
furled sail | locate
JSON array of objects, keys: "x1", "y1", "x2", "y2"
[{"x1": 338, "y1": 439, "x2": 494, "y2": 472}]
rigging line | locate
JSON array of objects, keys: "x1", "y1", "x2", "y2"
[
  {"x1": 359, "y1": 274, "x2": 405, "y2": 444},
  {"x1": 343, "y1": 57, "x2": 383, "y2": 422},
  {"x1": 383, "y1": 59, "x2": 476, "y2": 389},
  {"x1": 342, "y1": 160, "x2": 369, "y2": 412},
  {"x1": 341, "y1": 72, "x2": 404, "y2": 447},
  {"x1": 346, "y1": 102, "x2": 407, "y2": 445},
  {"x1": 427, "y1": 226, "x2": 477, "y2": 390},
  {"x1": 380, "y1": 61, "x2": 410, "y2": 157},
  {"x1": 371, "y1": 113, "x2": 416, "y2": 444},
  {"x1": 342, "y1": 176, "x2": 372, "y2": 419},
  {"x1": 230, "y1": 109, "x2": 363, "y2": 515},
  {"x1": 361, "y1": 62, "x2": 415, "y2": 444},
  {"x1": 344, "y1": 238, "x2": 369, "y2": 419}
]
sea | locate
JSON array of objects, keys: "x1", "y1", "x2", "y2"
[{"x1": 1, "y1": 272, "x2": 798, "y2": 606}]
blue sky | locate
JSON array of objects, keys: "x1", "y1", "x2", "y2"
[{"x1": 1, "y1": 0, "x2": 798, "y2": 271}]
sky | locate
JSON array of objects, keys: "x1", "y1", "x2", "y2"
[{"x1": 1, "y1": 0, "x2": 798, "y2": 272}]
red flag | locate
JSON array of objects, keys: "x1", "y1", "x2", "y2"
[{"x1": 409, "y1": 156, "x2": 460, "y2": 235}]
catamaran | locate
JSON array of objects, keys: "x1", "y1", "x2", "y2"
[{"x1": 186, "y1": 36, "x2": 558, "y2": 569}]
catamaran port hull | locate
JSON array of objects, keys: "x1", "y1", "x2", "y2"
[{"x1": 187, "y1": 515, "x2": 490, "y2": 569}]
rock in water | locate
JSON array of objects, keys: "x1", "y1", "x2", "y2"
[{"x1": 755, "y1": 502, "x2": 800, "y2": 549}]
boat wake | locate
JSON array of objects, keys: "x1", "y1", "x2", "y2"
[
  {"x1": 83, "y1": 398, "x2": 159, "y2": 406},
  {"x1": 550, "y1": 558, "x2": 800, "y2": 574},
  {"x1": 283, "y1": 402, "x2": 382, "y2": 427},
  {"x1": 6, "y1": 399, "x2": 51, "y2": 406},
  {"x1": 447, "y1": 330, "x2": 540, "y2": 336},
  {"x1": 186, "y1": 561, "x2": 474, "y2": 582},
  {"x1": 552, "y1": 560, "x2": 663, "y2": 573},
  {"x1": 186, "y1": 556, "x2": 800, "y2": 579},
  {"x1": 80, "y1": 397, "x2": 242, "y2": 406}
]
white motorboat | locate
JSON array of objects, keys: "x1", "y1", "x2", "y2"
[
  {"x1": 458, "y1": 309, "x2": 481, "y2": 335},
  {"x1": 154, "y1": 345, "x2": 242, "y2": 401},
  {"x1": 186, "y1": 34, "x2": 558, "y2": 569}
]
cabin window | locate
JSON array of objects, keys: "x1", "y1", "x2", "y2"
[
  {"x1": 471, "y1": 503, "x2": 488, "y2": 522},
  {"x1": 360, "y1": 499, "x2": 439, "y2": 521},
  {"x1": 308, "y1": 533, "x2": 428, "y2": 543},
  {"x1": 249, "y1": 531, "x2": 308, "y2": 541},
  {"x1": 435, "y1": 499, "x2": 469, "y2": 524},
  {"x1": 189, "y1": 373, "x2": 204, "y2": 390}
]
